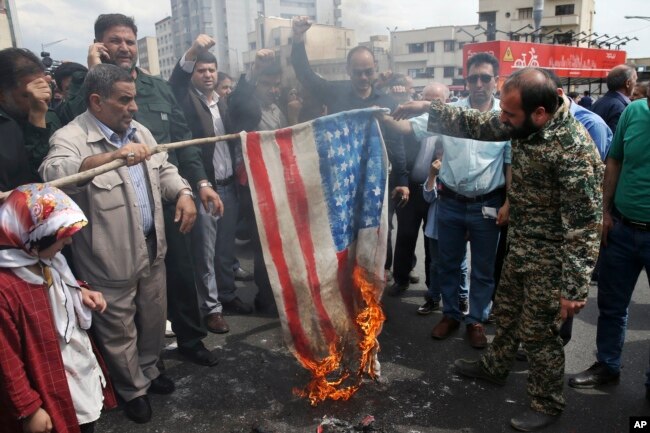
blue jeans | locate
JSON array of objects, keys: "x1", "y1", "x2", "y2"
[
  {"x1": 596, "y1": 217, "x2": 650, "y2": 381},
  {"x1": 191, "y1": 183, "x2": 239, "y2": 316},
  {"x1": 426, "y1": 237, "x2": 468, "y2": 303},
  {"x1": 437, "y1": 194, "x2": 502, "y2": 324}
]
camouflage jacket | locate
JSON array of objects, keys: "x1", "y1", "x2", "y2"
[{"x1": 427, "y1": 99, "x2": 603, "y2": 300}]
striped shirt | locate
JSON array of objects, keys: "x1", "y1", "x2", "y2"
[{"x1": 92, "y1": 115, "x2": 154, "y2": 235}]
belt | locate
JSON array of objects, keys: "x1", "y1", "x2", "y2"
[
  {"x1": 438, "y1": 184, "x2": 505, "y2": 203},
  {"x1": 214, "y1": 176, "x2": 234, "y2": 186},
  {"x1": 620, "y1": 215, "x2": 650, "y2": 232}
]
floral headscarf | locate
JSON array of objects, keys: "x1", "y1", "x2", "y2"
[{"x1": 0, "y1": 184, "x2": 91, "y2": 342}]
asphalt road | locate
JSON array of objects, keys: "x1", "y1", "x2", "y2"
[{"x1": 97, "y1": 233, "x2": 650, "y2": 433}]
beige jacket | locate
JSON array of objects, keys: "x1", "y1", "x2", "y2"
[{"x1": 40, "y1": 111, "x2": 189, "y2": 288}]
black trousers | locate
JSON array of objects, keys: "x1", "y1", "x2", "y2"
[
  {"x1": 163, "y1": 204, "x2": 207, "y2": 350},
  {"x1": 393, "y1": 183, "x2": 430, "y2": 286}
]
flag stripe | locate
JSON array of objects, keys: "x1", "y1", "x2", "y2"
[
  {"x1": 275, "y1": 128, "x2": 338, "y2": 347},
  {"x1": 335, "y1": 249, "x2": 357, "y2": 323},
  {"x1": 245, "y1": 131, "x2": 314, "y2": 361}
]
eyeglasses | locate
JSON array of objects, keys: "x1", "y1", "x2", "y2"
[{"x1": 466, "y1": 74, "x2": 494, "y2": 84}]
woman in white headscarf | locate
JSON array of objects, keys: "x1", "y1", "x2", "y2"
[{"x1": 0, "y1": 183, "x2": 116, "y2": 433}]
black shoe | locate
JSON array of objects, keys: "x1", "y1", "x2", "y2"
[
  {"x1": 417, "y1": 299, "x2": 440, "y2": 315},
  {"x1": 254, "y1": 297, "x2": 279, "y2": 317},
  {"x1": 459, "y1": 297, "x2": 469, "y2": 315},
  {"x1": 387, "y1": 281, "x2": 409, "y2": 297},
  {"x1": 124, "y1": 395, "x2": 151, "y2": 424},
  {"x1": 408, "y1": 272, "x2": 420, "y2": 284},
  {"x1": 222, "y1": 297, "x2": 254, "y2": 315},
  {"x1": 568, "y1": 361, "x2": 620, "y2": 389},
  {"x1": 149, "y1": 374, "x2": 175, "y2": 394},
  {"x1": 510, "y1": 408, "x2": 560, "y2": 432},
  {"x1": 454, "y1": 359, "x2": 506, "y2": 386},
  {"x1": 234, "y1": 267, "x2": 254, "y2": 281},
  {"x1": 178, "y1": 343, "x2": 219, "y2": 367}
]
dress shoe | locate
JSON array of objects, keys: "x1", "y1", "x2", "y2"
[
  {"x1": 386, "y1": 281, "x2": 409, "y2": 297},
  {"x1": 454, "y1": 358, "x2": 506, "y2": 386},
  {"x1": 205, "y1": 312, "x2": 230, "y2": 334},
  {"x1": 510, "y1": 408, "x2": 560, "y2": 432},
  {"x1": 221, "y1": 297, "x2": 253, "y2": 315},
  {"x1": 568, "y1": 361, "x2": 620, "y2": 388},
  {"x1": 178, "y1": 343, "x2": 219, "y2": 367},
  {"x1": 149, "y1": 374, "x2": 175, "y2": 394},
  {"x1": 408, "y1": 271, "x2": 420, "y2": 284},
  {"x1": 233, "y1": 266, "x2": 254, "y2": 281},
  {"x1": 254, "y1": 297, "x2": 279, "y2": 317},
  {"x1": 124, "y1": 395, "x2": 152, "y2": 424},
  {"x1": 431, "y1": 315, "x2": 460, "y2": 339},
  {"x1": 466, "y1": 323, "x2": 488, "y2": 349}
]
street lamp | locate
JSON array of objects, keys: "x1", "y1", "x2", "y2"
[
  {"x1": 386, "y1": 26, "x2": 397, "y2": 71},
  {"x1": 40, "y1": 38, "x2": 66, "y2": 68},
  {"x1": 456, "y1": 27, "x2": 481, "y2": 43},
  {"x1": 624, "y1": 16, "x2": 650, "y2": 21}
]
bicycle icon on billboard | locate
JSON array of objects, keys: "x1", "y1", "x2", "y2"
[{"x1": 513, "y1": 48, "x2": 540, "y2": 67}]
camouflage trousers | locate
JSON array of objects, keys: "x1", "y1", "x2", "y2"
[{"x1": 479, "y1": 237, "x2": 565, "y2": 416}]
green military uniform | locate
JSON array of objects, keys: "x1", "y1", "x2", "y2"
[
  {"x1": 427, "y1": 98, "x2": 603, "y2": 415},
  {"x1": 58, "y1": 67, "x2": 209, "y2": 351}
]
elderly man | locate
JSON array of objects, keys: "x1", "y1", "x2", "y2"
[
  {"x1": 0, "y1": 48, "x2": 61, "y2": 191},
  {"x1": 591, "y1": 64, "x2": 637, "y2": 134},
  {"x1": 58, "y1": 13, "x2": 220, "y2": 368},
  {"x1": 393, "y1": 67, "x2": 602, "y2": 431},
  {"x1": 41, "y1": 64, "x2": 197, "y2": 424}
]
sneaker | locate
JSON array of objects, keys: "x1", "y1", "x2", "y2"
[
  {"x1": 459, "y1": 297, "x2": 469, "y2": 315},
  {"x1": 408, "y1": 271, "x2": 420, "y2": 284},
  {"x1": 417, "y1": 299, "x2": 440, "y2": 315}
]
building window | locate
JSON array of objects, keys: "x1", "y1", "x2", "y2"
[
  {"x1": 458, "y1": 68, "x2": 464, "y2": 76},
  {"x1": 443, "y1": 67, "x2": 455, "y2": 78},
  {"x1": 518, "y1": 7, "x2": 533, "y2": 20},
  {"x1": 458, "y1": 42, "x2": 466, "y2": 49},
  {"x1": 425, "y1": 67, "x2": 435, "y2": 78},
  {"x1": 274, "y1": 37, "x2": 280, "y2": 46},
  {"x1": 426, "y1": 41, "x2": 435, "y2": 52},
  {"x1": 408, "y1": 43, "x2": 424, "y2": 53},
  {"x1": 443, "y1": 40, "x2": 455, "y2": 52},
  {"x1": 555, "y1": 4, "x2": 575, "y2": 15}
]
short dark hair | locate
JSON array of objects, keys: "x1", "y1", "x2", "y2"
[
  {"x1": 217, "y1": 71, "x2": 232, "y2": 85},
  {"x1": 346, "y1": 45, "x2": 375, "y2": 67},
  {"x1": 467, "y1": 52, "x2": 499, "y2": 76},
  {"x1": 0, "y1": 48, "x2": 44, "y2": 93},
  {"x1": 53, "y1": 62, "x2": 88, "y2": 91},
  {"x1": 94, "y1": 14, "x2": 138, "y2": 41},
  {"x1": 84, "y1": 63, "x2": 134, "y2": 106},
  {"x1": 606, "y1": 64, "x2": 635, "y2": 92},
  {"x1": 257, "y1": 61, "x2": 282, "y2": 78},
  {"x1": 502, "y1": 67, "x2": 559, "y2": 116},
  {"x1": 196, "y1": 51, "x2": 218, "y2": 68},
  {"x1": 583, "y1": 90, "x2": 590, "y2": 96}
]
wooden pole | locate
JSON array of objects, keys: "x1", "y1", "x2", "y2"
[{"x1": 0, "y1": 132, "x2": 242, "y2": 200}]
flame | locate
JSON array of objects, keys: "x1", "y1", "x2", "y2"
[{"x1": 294, "y1": 265, "x2": 386, "y2": 406}]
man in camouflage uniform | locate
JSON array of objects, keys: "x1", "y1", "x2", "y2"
[{"x1": 393, "y1": 68, "x2": 602, "y2": 431}]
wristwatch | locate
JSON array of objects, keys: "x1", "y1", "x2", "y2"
[
  {"x1": 197, "y1": 181, "x2": 213, "y2": 189},
  {"x1": 178, "y1": 189, "x2": 195, "y2": 199}
]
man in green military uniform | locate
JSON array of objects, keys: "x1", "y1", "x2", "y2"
[
  {"x1": 392, "y1": 68, "x2": 603, "y2": 431},
  {"x1": 57, "y1": 14, "x2": 221, "y2": 370}
]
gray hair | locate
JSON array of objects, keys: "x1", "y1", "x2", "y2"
[
  {"x1": 83, "y1": 63, "x2": 134, "y2": 106},
  {"x1": 606, "y1": 64, "x2": 635, "y2": 92}
]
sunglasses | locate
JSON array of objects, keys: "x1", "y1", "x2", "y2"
[{"x1": 466, "y1": 74, "x2": 494, "y2": 84}]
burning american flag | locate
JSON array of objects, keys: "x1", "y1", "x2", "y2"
[{"x1": 241, "y1": 108, "x2": 388, "y2": 405}]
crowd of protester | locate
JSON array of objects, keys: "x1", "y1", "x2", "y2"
[{"x1": 0, "y1": 11, "x2": 648, "y2": 433}]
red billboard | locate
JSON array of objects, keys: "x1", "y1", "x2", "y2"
[{"x1": 462, "y1": 41, "x2": 626, "y2": 79}]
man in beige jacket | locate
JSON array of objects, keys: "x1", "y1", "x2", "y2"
[{"x1": 40, "y1": 64, "x2": 196, "y2": 424}]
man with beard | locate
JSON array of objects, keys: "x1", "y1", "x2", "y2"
[
  {"x1": 57, "y1": 14, "x2": 221, "y2": 371},
  {"x1": 0, "y1": 48, "x2": 61, "y2": 192},
  {"x1": 393, "y1": 68, "x2": 603, "y2": 431}
]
